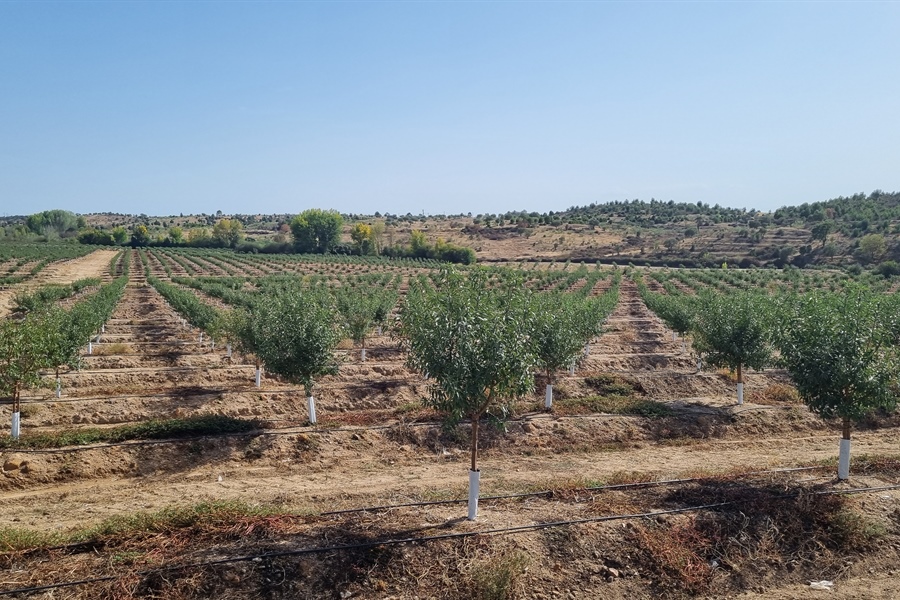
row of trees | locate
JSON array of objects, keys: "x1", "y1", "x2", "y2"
[
  {"x1": 0, "y1": 272, "x2": 129, "y2": 438},
  {"x1": 638, "y1": 278, "x2": 899, "y2": 480},
  {"x1": 146, "y1": 273, "x2": 400, "y2": 420}
]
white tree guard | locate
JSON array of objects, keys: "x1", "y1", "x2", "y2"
[
  {"x1": 545, "y1": 384, "x2": 553, "y2": 409},
  {"x1": 468, "y1": 469, "x2": 481, "y2": 521},
  {"x1": 737, "y1": 382, "x2": 744, "y2": 405},
  {"x1": 11, "y1": 412, "x2": 20, "y2": 439},
  {"x1": 839, "y1": 438, "x2": 851, "y2": 480},
  {"x1": 307, "y1": 396, "x2": 317, "y2": 424}
]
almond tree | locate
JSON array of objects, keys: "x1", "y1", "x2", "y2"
[
  {"x1": 692, "y1": 291, "x2": 775, "y2": 405},
  {"x1": 221, "y1": 308, "x2": 264, "y2": 386},
  {"x1": 0, "y1": 314, "x2": 53, "y2": 439},
  {"x1": 532, "y1": 293, "x2": 598, "y2": 409},
  {"x1": 778, "y1": 288, "x2": 898, "y2": 479},
  {"x1": 335, "y1": 287, "x2": 379, "y2": 362},
  {"x1": 642, "y1": 291, "x2": 696, "y2": 353},
  {"x1": 399, "y1": 269, "x2": 535, "y2": 520},
  {"x1": 251, "y1": 290, "x2": 341, "y2": 424}
]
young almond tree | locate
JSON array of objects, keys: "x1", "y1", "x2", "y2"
[
  {"x1": 334, "y1": 288, "x2": 379, "y2": 362},
  {"x1": 532, "y1": 293, "x2": 596, "y2": 409},
  {"x1": 779, "y1": 288, "x2": 898, "y2": 480},
  {"x1": 372, "y1": 289, "x2": 398, "y2": 336},
  {"x1": 643, "y1": 292, "x2": 696, "y2": 353},
  {"x1": 251, "y1": 290, "x2": 342, "y2": 424},
  {"x1": 44, "y1": 307, "x2": 83, "y2": 399},
  {"x1": 221, "y1": 306, "x2": 265, "y2": 386},
  {"x1": 399, "y1": 268, "x2": 536, "y2": 520},
  {"x1": 0, "y1": 313, "x2": 53, "y2": 439},
  {"x1": 692, "y1": 291, "x2": 774, "y2": 405}
]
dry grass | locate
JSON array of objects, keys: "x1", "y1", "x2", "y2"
[
  {"x1": 751, "y1": 383, "x2": 801, "y2": 405},
  {"x1": 716, "y1": 368, "x2": 738, "y2": 382},
  {"x1": 94, "y1": 343, "x2": 134, "y2": 356},
  {"x1": 633, "y1": 517, "x2": 713, "y2": 595}
]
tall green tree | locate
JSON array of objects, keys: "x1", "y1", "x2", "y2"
[
  {"x1": 131, "y1": 224, "x2": 151, "y2": 247},
  {"x1": 399, "y1": 269, "x2": 535, "y2": 520},
  {"x1": 810, "y1": 221, "x2": 834, "y2": 249},
  {"x1": 211, "y1": 219, "x2": 243, "y2": 248},
  {"x1": 290, "y1": 209, "x2": 343, "y2": 254},
  {"x1": 111, "y1": 226, "x2": 128, "y2": 244},
  {"x1": 778, "y1": 289, "x2": 898, "y2": 479},
  {"x1": 25, "y1": 209, "x2": 80, "y2": 236},
  {"x1": 168, "y1": 226, "x2": 184, "y2": 244},
  {"x1": 858, "y1": 233, "x2": 887, "y2": 264}
]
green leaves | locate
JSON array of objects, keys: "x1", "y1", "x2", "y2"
[
  {"x1": 691, "y1": 290, "x2": 775, "y2": 375},
  {"x1": 0, "y1": 275, "x2": 126, "y2": 414},
  {"x1": 334, "y1": 287, "x2": 380, "y2": 346},
  {"x1": 778, "y1": 287, "x2": 899, "y2": 422},
  {"x1": 148, "y1": 276, "x2": 221, "y2": 332},
  {"x1": 531, "y1": 292, "x2": 605, "y2": 379},
  {"x1": 399, "y1": 269, "x2": 536, "y2": 425},
  {"x1": 641, "y1": 290, "x2": 696, "y2": 337},
  {"x1": 250, "y1": 290, "x2": 342, "y2": 395},
  {"x1": 12, "y1": 278, "x2": 101, "y2": 314},
  {"x1": 0, "y1": 313, "x2": 54, "y2": 405},
  {"x1": 290, "y1": 209, "x2": 343, "y2": 254}
]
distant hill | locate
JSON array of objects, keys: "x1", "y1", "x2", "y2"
[{"x1": 3, "y1": 190, "x2": 898, "y2": 270}]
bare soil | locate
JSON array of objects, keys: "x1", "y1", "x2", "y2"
[{"x1": 0, "y1": 249, "x2": 119, "y2": 317}]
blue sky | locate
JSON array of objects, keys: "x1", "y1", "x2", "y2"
[{"x1": 1, "y1": 1, "x2": 898, "y2": 217}]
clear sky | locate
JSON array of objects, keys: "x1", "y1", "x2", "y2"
[{"x1": 1, "y1": 1, "x2": 898, "y2": 217}]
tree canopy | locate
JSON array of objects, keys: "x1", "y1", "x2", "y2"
[
  {"x1": 778, "y1": 288, "x2": 898, "y2": 425},
  {"x1": 399, "y1": 268, "x2": 535, "y2": 471},
  {"x1": 290, "y1": 209, "x2": 343, "y2": 254}
]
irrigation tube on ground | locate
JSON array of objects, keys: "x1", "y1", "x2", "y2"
[
  {"x1": 322, "y1": 465, "x2": 831, "y2": 516},
  {"x1": 4, "y1": 484, "x2": 900, "y2": 598}
]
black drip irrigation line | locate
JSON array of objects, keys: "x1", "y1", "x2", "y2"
[
  {"x1": 0, "y1": 406, "x2": 877, "y2": 453},
  {"x1": 321, "y1": 465, "x2": 830, "y2": 515},
  {"x1": 0, "y1": 413, "x2": 609, "y2": 454},
  {"x1": 3, "y1": 484, "x2": 900, "y2": 598}
]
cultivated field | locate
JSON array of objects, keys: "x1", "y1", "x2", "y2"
[{"x1": 1, "y1": 247, "x2": 899, "y2": 599}]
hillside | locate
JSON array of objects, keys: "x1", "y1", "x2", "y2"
[{"x1": 2, "y1": 190, "x2": 898, "y2": 269}]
